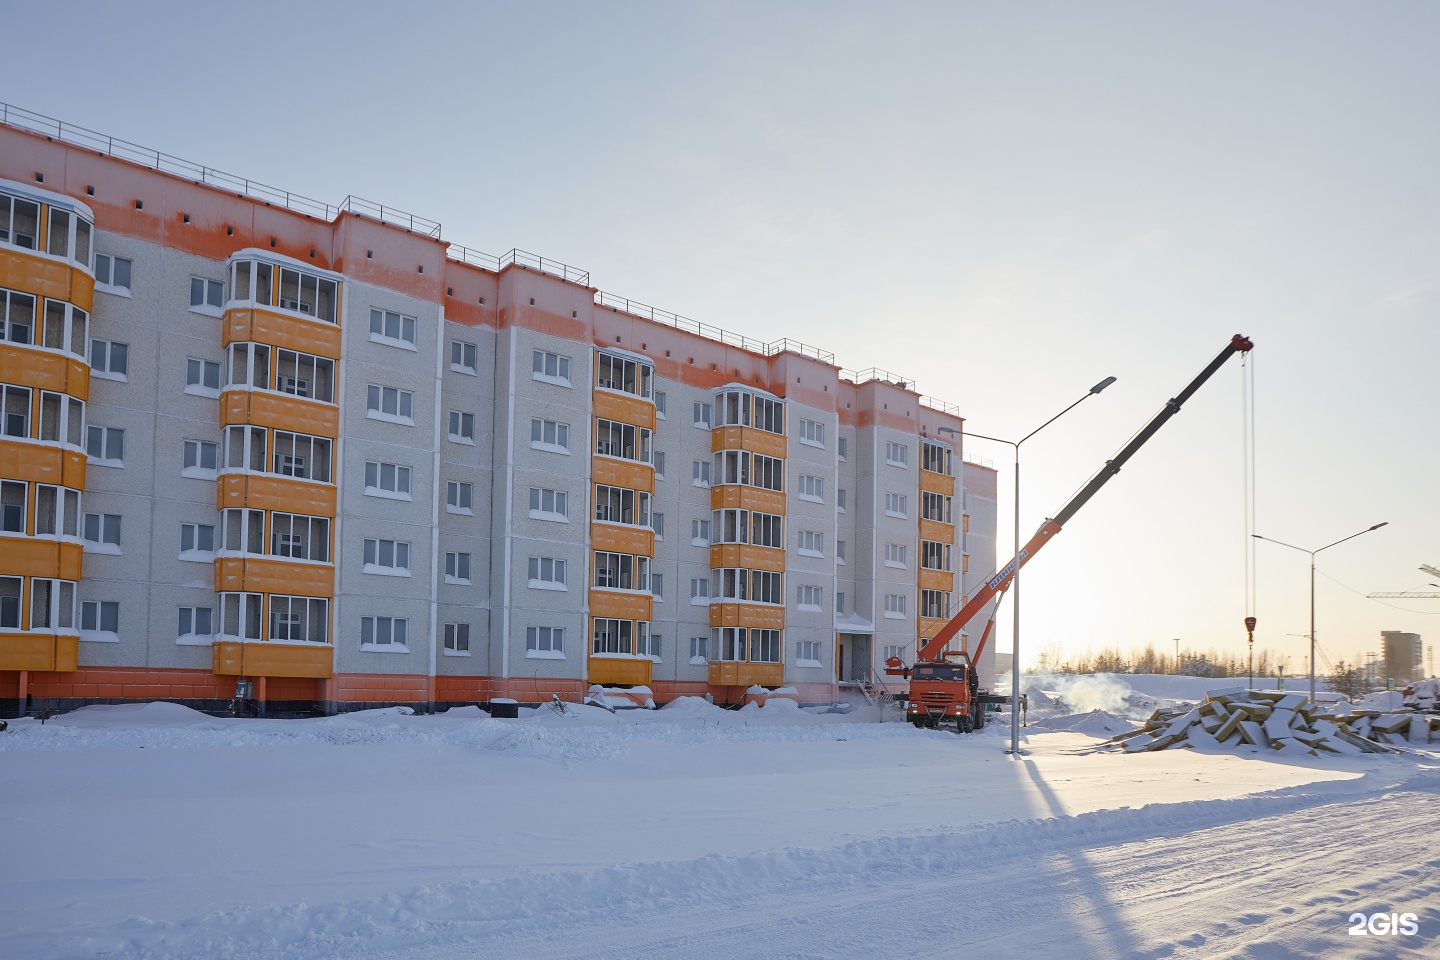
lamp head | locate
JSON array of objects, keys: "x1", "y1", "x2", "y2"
[
  {"x1": 1369, "y1": 522, "x2": 1389, "y2": 531},
  {"x1": 1090, "y1": 376, "x2": 1117, "y2": 394}
]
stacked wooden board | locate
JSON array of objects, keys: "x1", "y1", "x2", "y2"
[{"x1": 1097, "y1": 688, "x2": 1430, "y2": 756}]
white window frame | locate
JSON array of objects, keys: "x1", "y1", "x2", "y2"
[
  {"x1": 797, "y1": 529, "x2": 824, "y2": 558},
  {"x1": 693, "y1": 401, "x2": 712, "y2": 428},
  {"x1": 361, "y1": 615, "x2": 409, "y2": 651},
  {"x1": 796, "y1": 584, "x2": 823, "y2": 611},
  {"x1": 189, "y1": 276, "x2": 225, "y2": 315},
  {"x1": 80, "y1": 598, "x2": 120, "y2": 639},
  {"x1": 444, "y1": 550, "x2": 473, "y2": 584},
  {"x1": 530, "y1": 418, "x2": 571, "y2": 454},
  {"x1": 182, "y1": 439, "x2": 219, "y2": 479},
  {"x1": 364, "y1": 460, "x2": 413, "y2": 500},
  {"x1": 179, "y1": 521, "x2": 216, "y2": 560},
  {"x1": 369, "y1": 307, "x2": 417, "y2": 350},
  {"x1": 690, "y1": 577, "x2": 711, "y2": 605},
  {"x1": 690, "y1": 518, "x2": 711, "y2": 546},
  {"x1": 450, "y1": 340, "x2": 478, "y2": 374},
  {"x1": 886, "y1": 441, "x2": 910, "y2": 468},
  {"x1": 82, "y1": 511, "x2": 122, "y2": 554},
  {"x1": 94, "y1": 253, "x2": 133, "y2": 296},
  {"x1": 528, "y1": 486, "x2": 569, "y2": 522},
  {"x1": 526, "y1": 625, "x2": 565, "y2": 658},
  {"x1": 185, "y1": 357, "x2": 222, "y2": 397},
  {"x1": 446, "y1": 480, "x2": 474, "y2": 515},
  {"x1": 692, "y1": 459, "x2": 711, "y2": 487},
  {"x1": 86, "y1": 425, "x2": 125, "y2": 467},
  {"x1": 448, "y1": 410, "x2": 476, "y2": 444},
  {"x1": 531, "y1": 349, "x2": 572, "y2": 387},
  {"x1": 177, "y1": 605, "x2": 215, "y2": 644},
  {"x1": 884, "y1": 593, "x2": 908, "y2": 618},
  {"x1": 885, "y1": 493, "x2": 908, "y2": 518},
  {"x1": 527, "y1": 556, "x2": 568, "y2": 591},
  {"x1": 366, "y1": 384, "x2": 415, "y2": 425},
  {"x1": 363, "y1": 537, "x2": 412, "y2": 577},
  {"x1": 798, "y1": 418, "x2": 825, "y2": 447},
  {"x1": 443, "y1": 622, "x2": 471, "y2": 656},
  {"x1": 797, "y1": 474, "x2": 825, "y2": 503},
  {"x1": 885, "y1": 543, "x2": 908, "y2": 568},
  {"x1": 89, "y1": 338, "x2": 128, "y2": 381},
  {"x1": 689, "y1": 635, "x2": 709, "y2": 663},
  {"x1": 796, "y1": 640, "x2": 823, "y2": 666}
]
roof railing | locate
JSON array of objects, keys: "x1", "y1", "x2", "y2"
[
  {"x1": 594, "y1": 292, "x2": 835, "y2": 363},
  {"x1": 336, "y1": 196, "x2": 441, "y2": 238},
  {"x1": 841, "y1": 367, "x2": 915, "y2": 390},
  {"x1": 920, "y1": 395, "x2": 963, "y2": 417}
]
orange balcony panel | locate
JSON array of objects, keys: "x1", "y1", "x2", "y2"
[
  {"x1": 707, "y1": 661, "x2": 784, "y2": 688},
  {"x1": 918, "y1": 616, "x2": 949, "y2": 640},
  {"x1": 0, "y1": 538, "x2": 82, "y2": 579},
  {"x1": 711, "y1": 425, "x2": 787, "y2": 459},
  {"x1": 216, "y1": 473, "x2": 337, "y2": 516},
  {"x1": 588, "y1": 655, "x2": 652, "y2": 687},
  {"x1": 222, "y1": 307, "x2": 342, "y2": 360},
  {"x1": 0, "y1": 249, "x2": 84, "y2": 306},
  {"x1": 919, "y1": 568, "x2": 954, "y2": 593},
  {"x1": 709, "y1": 542, "x2": 785, "y2": 571},
  {"x1": 212, "y1": 640, "x2": 334, "y2": 679},
  {"x1": 709, "y1": 484, "x2": 786, "y2": 516},
  {"x1": 709, "y1": 602, "x2": 785, "y2": 630},
  {"x1": 0, "y1": 632, "x2": 78, "y2": 672},
  {"x1": 590, "y1": 522, "x2": 654, "y2": 557},
  {"x1": 213, "y1": 556, "x2": 334, "y2": 598},
  {"x1": 591, "y1": 456, "x2": 655, "y2": 493},
  {"x1": 920, "y1": 470, "x2": 955, "y2": 495},
  {"x1": 0, "y1": 439, "x2": 80, "y2": 487},
  {"x1": 589, "y1": 589, "x2": 653, "y2": 621},
  {"x1": 593, "y1": 390, "x2": 656, "y2": 431},
  {"x1": 0, "y1": 342, "x2": 84, "y2": 395},
  {"x1": 220, "y1": 389, "x2": 339, "y2": 438},
  {"x1": 918, "y1": 518, "x2": 953, "y2": 544}
]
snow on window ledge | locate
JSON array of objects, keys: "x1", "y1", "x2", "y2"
[
  {"x1": 528, "y1": 510, "x2": 569, "y2": 523},
  {"x1": 795, "y1": 658, "x2": 823, "y2": 668},
  {"x1": 798, "y1": 438, "x2": 823, "y2": 449},
  {"x1": 525, "y1": 649, "x2": 565, "y2": 660},
  {"x1": 883, "y1": 611, "x2": 907, "y2": 620},
  {"x1": 369, "y1": 332, "x2": 418, "y2": 352},
  {"x1": 183, "y1": 384, "x2": 221, "y2": 399},
  {"x1": 448, "y1": 434, "x2": 475, "y2": 446},
  {"x1": 79, "y1": 630, "x2": 119, "y2": 643},
  {"x1": 532, "y1": 371, "x2": 572, "y2": 388},
  {"x1": 528, "y1": 580, "x2": 567, "y2": 591},
  {"x1": 690, "y1": 656, "x2": 708, "y2": 665},
  {"x1": 443, "y1": 575, "x2": 472, "y2": 586},
  {"x1": 89, "y1": 457, "x2": 124, "y2": 469},
  {"x1": 362, "y1": 564, "x2": 412, "y2": 578},
  {"x1": 530, "y1": 441, "x2": 571, "y2": 456},
  {"x1": 90, "y1": 370, "x2": 127, "y2": 383},
  {"x1": 188, "y1": 304, "x2": 224, "y2": 319},
  {"x1": 366, "y1": 410, "x2": 415, "y2": 427},
  {"x1": 360, "y1": 643, "x2": 410, "y2": 654},
  {"x1": 442, "y1": 648, "x2": 471, "y2": 657},
  {"x1": 884, "y1": 560, "x2": 906, "y2": 569},
  {"x1": 181, "y1": 467, "x2": 218, "y2": 481},
  {"x1": 364, "y1": 486, "x2": 413, "y2": 502},
  {"x1": 83, "y1": 542, "x2": 122, "y2": 556},
  {"x1": 175, "y1": 634, "x2": 214, "y2": 646},
  {"x1": 94, "y1": 282, "x2": 132, "y2": 298},
  {"x1": 178, "y1": 549, "x2": 215, "y2": 564},
  {"x1": 797, "y1": 493, "x2": 823, "y2": 504},
  {"x1": 450, "y1": 363, "x2": 478, "y2": 376},
  {"x1": 797, "y1": 548, "x2": 823, "y2": 559},
  {"x1": 445, "y1": 505, "x2": 474, "y2": 516}
]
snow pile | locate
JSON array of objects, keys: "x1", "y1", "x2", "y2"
[
  {"x1": 1099, "y1": 689, "x2": 1427, "y2": 757},
  {"x1": 585, "y1": 684, "x2": 656, "y2": 710},
  {"x1": 1404, "y1": 677, "x2": 1440, "y2": 711},
  {"x1": 1033, "y1": 709, "x2": 1137, "y2": 737}
]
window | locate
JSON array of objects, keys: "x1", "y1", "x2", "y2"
[
  {"x1": 363, "y1": 538, "x2": 412, "y2": 576},
  {"x1": 365, "y1": 461, "x2": 413, "y2": 499},
  {"x1": 754, "y1": 396, "x2": 785, "y2": 434},
  {"x1": 836, "y1": 540, "x2": 847, "y2": 563},
  {"x1": 83, "y1": 511, "x2": 122, "y2": 552},
  {"x1": 189, "y1": 277, "x2": 224, "y2": 311},
  {"x1": 592, "y1": 617, "x2": 639, "y2": 655},
  {"x1": 922, "y1": 491, "x2": 953, "y2": 523},
  {"x1": 752, "y1": 512, "x2": 783, "y2": 548},
  {"x1": 179, "y1": 522, "x2": 216, "y2": 557},
  {"x1": 752, "y1": 454, "x2": 783, "y2": 492},
  {"x1": 0, "y1": 480, "x2": 24, "y2": 533},
  {"x1": 221, "y1": 508, "x2": 263, "y2": 555},
  {"x1": 693, "y1": 401, "x2": 712, "y2": 428},
  {"x1": 689, "y1": 635, "x2": 708, "y2": 663},
  {"x1": 0, "y1": 288, "x2": 36, "y2": 345},
  {"x1": 796, "y1": 584, "x2": 823, "y2": 610},
  {"x1": 654, "y1": 391, "x2": 666, "y2": 416},
  {"x1": 0, "y1": 576, "x2": 19, "y2": 629},
  {"x1": 37, "y1": 391, "x2": 84, "y2": 448},
  {"x1": 450, "y1": 340, "x2": 478, "y2": 373},
  {"x1": 884, "y1": 593, "x2": 908, "y2": 618},
  {"x1": 0, "y1": 194, "x2": 40, "y2": 249},
  {"x1": 595, "y1": 418, "x2": 651, "y2": 463},
  {"x1": 922, "y1": 540, "x2": 951, "y2": 571},
  {"x1": 638, "y1": 629, "x2": 662, "y2": 660},
  {"x1": 798, "y1": 419, "x2": 825, "y2": 447},
  {"x1": 532, "y1": 349, "x2": 572, "y2": 385},
  {"x1": 797, "y1": 474, "x2": 824, "y2": 502},
  {"x1": 270, "y1": 596, "x2": 328, "y2": 643},
  {"x1": 797, "y1": 529, "x2": 824, "y2": 557},
  {"x1": 230, "y1": 260, "x2": 337, "y2": 323},
  {"x1": 178, "y1": 606, "x2": 214, "y2": 640},
  {"x1": 527, "y1": 625, "x2": 565, "y2": 656},
  {"x1": 593, "y1": 552, "x2": 650, "y2": 591},
  {"x1": 81, "y1": 599, "x2": 120, "y2": 633},
  {"x1": 651, "y1": 512, "x2": 664, "y2": 539},
  {"x1": 651, "y1": 573, "x2": 664, "y2": 601},
  {"x1": 595, "y1": 351, "x2": 653, "y2": 398},
  {"x1": 94, "y1": 254, "x2": 133, "y2": 293},
  {"x1": 837, "y1": 488, "x2": 847, "y2": 511},
  {"x1": 886, "y1": 442, "x2": 910, "y2": 467},
  {"x1": 885, "y1": 493, "x2": 908, "y2": 518},
  {"x1": 361, "y1": 615, "x2": 408, "y2": 649},
  {"x1": 922, "y1": 440, "x2": 953, "y2": 476},
  {"x1": 275, "y1": 349, "x2": 333, "y2": 402},
  {"x1": 366, "y1": 384, "x2": 415, "y2": 424},
  {"x1": 227, "y1": 342, "x2": 271, "y2": 390},
  {"x1": 838, "y1": 436, "x2": 848, "y2": 461},
  {"x1": 746, "y1": 570, "x2": 784, "y2": 604},
  {"x1": 885, "y1": 543, "x2": 908, "y2": 568},
  {"x1": 369, "y1": 307, "x2": 417, "y2": 348},
  {"x1": 219, "y1": 591, "x2": 263, "y2": 640},
  {"x1": 38, "y1": 300, "x2": 86, "y2": 370},
  {"x1": 528, "y1": 556, "x2": 567, "y2": 589},
  {"x1": 594, "y1": 485, "x2": 649, "y2": 526},
  {"x1": 186, "y1": 357, "x2": 222, "y2": 395},
  {"x1": 883, "y1": 644, "x2": 904, "y2": 662},
  {"x1": 27, "y1": 578, "x2": 76, "y2": 631},
  {"x1": 752, "y1": 628, "x2": 782, "y2": 662},
  {"x1": 921, "y1": 589, "x2": 951, "y2": 618},
  {"x1": 445, "y1": 551, "x2": 472, "y2": 584},
  {"x1": 528, "y1": 486, "x2": 569, "y2": 521},
  {"x1": 268, "y1": 513, "x2": 329, "y2": 561},
  {"x1": 653, "y1": 451, "x2": 665, "y2": 478},
  {"x1": 89, "y1": 339, "x2": 128, "y2": 379},
  {"x1": 443, "y1": 623, "x2": 470, "y2": 655},
  {"x1": 692, "y1": 459, "x2": 711, "y2": 486},
  {"x1": 796, "y1": 640, "x2": 823, "y2": 665},
  {"x1": 448, "y1": 410, "x2": 476, "y2": 443},
  {"x1": 33, "y1": 485, "x2": 81, "y2": 538},
  {"x1": 836, "y1": 591, "x2": 846, "y2": 614},
  {"x1": 1, "y1": 384, "x2": 30, "y2": 438},
  {"x1": 272, "y1": 431, "x2": 331, "y2": 482},
  {"x1": 530, "y1": 418, "x2": 570, "y2": 453},
  {"x1": 182, "y1": 439, "x2": 219, "y2": 476},
  {"x1": 446, "y1": 480, "x2": 473, "y2": 513},
  {"x1": 690, "y1": 578, "x2": 711, "y2": 604},
  {"x1": 691, "y1": 518, "x2": 711, "y2": 545}
]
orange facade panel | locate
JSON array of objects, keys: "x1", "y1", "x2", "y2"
[
  {"x1": 707, "y1": 661, "x2": 784, "y2": 688},
  {"x1": 591, "y1": 456, "x2": 655, "y2": 493},
  {"x1": 213, "y1": 556, "x2": 334, "y2": 598},
  {"x1": 0, "y1": 342, "x2": 86, "y2": 396},
  {"x1": 220, "y1": 389, "x2": 339, "y2": 438},
  {"x1": 708, "y1": 543, "x2": 785, "y2": 572},
  {"x1": 222, "y1": 307, "x2": 343, "y2": 360},
  {"x1": 0, "y1": 538, "x2": 82, "y2": 580},
  {"x1": 588, "y1": 655, "x2": 653, "y2": 687},
  {"x1": 588, "y1": 589, "x2": 653, "y2": 622},
  {"x1": 593, "y1": 390, "x2": 657, "y2": 430},
  {"x1": 212, "y1": 640, "x2": 334, "y2": 679},
  {"x1": 919, "y1": 518, "x2": 953, "y2": 545},
  {"x1": 590, "y1": 522, "x2": 655, "y2": 556},
  {"x1": 710, "y1": 425, "x2": 787, "y2": 459},
  {"x1": 920, "y1": 470, "x2": 956, "y2": 495},
  {"x1": 0, "y1": 632, "x2": 78, "y2": 672},
  {"x1": 710, "y1": 484, "x2": 787, "y2": 516},
  {"x1": 0, "y1": 248, "x2": 91, "y2": 309},
  {"x1": 216, "y1": 473, "x2": 337, "y2": 516},
  {"x1": 0, "y1": 440, "x2": 84, "y2": 488},
  {"x1": 918, "y1": 617, "x2": 949, "y2": 642},
  {"x1": 709, "y1": 603, "x2": 785, "y2": 630},
  {"x1": 919, "y1": 568, "x2": 954, "y2": 593}
]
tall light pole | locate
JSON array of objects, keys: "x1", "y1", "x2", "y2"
[
  {"x1": 1253, "y1": 523, "x2": 1388, "y2": 701},
  {"x1": 954, "y1": 375, "x2": 1116, "y2": 756}
]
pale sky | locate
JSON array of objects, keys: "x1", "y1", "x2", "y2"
[{"x1": 11, "y1": 1, "x2": 1438, "y2": 673}]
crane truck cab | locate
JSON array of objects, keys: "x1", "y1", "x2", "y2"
[{"x1": 906, "y1": 654, "x2": 1001, "y2": 731}]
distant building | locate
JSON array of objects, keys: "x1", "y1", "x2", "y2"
[{"x1": 1381, "y1": 631, "x2": 1423, "y2": 683}]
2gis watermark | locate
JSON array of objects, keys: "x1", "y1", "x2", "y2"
[{"x1": 1347, "y1": 911, "x2": 1421, "y2": 937}]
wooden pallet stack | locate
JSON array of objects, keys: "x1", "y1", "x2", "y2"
[{"x1": 1098, "y1": 689, "x2": 1421, "y2": 757}]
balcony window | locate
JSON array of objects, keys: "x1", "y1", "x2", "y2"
[
  {"x1": 230, "y1": 259, "x2": 337, "y2": 323},
  {"x1": 0, "y1": 288, "x2": 36, "y2": 345},
  {"x1": 596, "y1": 351, "x2": 653, "y2": 399}
]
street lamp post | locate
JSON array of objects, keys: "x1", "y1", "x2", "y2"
[
  {"x1": 1253, "y1": 523, "x2": 1389, "y2": 700},
  {"x1": 948, "y1": 375, "x2": 1115, "y2": 756}
]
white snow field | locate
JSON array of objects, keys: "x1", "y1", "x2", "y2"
[{"x1": 2, "y1": 692, "x2": 1437, "y2": 960}]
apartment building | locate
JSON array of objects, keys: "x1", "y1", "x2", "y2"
[{"x1": 0, "y1": 106, "x2": 998, "y2": 716}]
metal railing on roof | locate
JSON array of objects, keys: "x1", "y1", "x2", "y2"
[
  {"x1": 594, "y1": 292, "x2": 835, "y2": 363},
  {"x1": 841, "y1": 367, "x2": 915, "y2": 390},
  {"x1": 920, "y1": 395, "x2": 963, "y2": 417},
  {"x1": 445, "y1": 246, "x2": 591, "y2": 285},
  {"x1": 963, "y1": 453, "x2": 996, "y2": 469},
  {"x1": 336, "y1": 196, "x2": 441, "y2": 237}
]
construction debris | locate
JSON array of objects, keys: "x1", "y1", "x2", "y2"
[{"x1": 1097, "y1": 688, "x2": 1439, "y2": 757}]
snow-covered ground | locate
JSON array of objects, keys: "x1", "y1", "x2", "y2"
[{"x1": 2, "y1": 685, "x2": 1437, "y2": 959}]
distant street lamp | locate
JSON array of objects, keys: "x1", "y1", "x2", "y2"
[
  {"x1": 1253, "y1": 523, "x2": 1389, "y2": 700},
  {"x1": 947, "y1": 375, "x2": 1116, "y2": 756}
]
